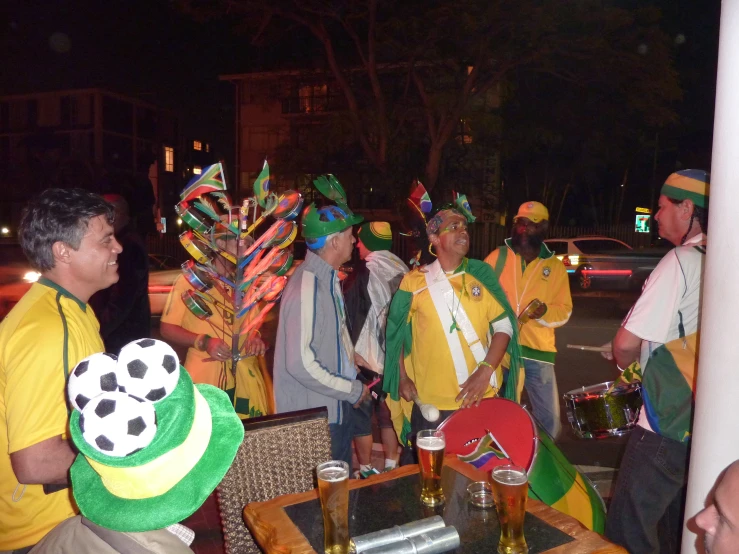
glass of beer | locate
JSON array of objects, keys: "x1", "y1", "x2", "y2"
[
  {"x1": 491, "y1": 464, "x2": 529, "y2": 554},
  {"x1": 316, "y1": 460, "x2": 350, "y2": 554},
  {"x1": 416, "y1": 429, "x2": 446, "y2": 506}
]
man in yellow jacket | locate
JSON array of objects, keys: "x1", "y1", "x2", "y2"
[{"x1": 484, "y1": 201, "x2": 572, "y2": 438}]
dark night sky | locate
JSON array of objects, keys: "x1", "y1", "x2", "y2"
[
  {"x1": 0, "y1": 0, "x2": 722, "y2": 207},
  {"x1": 1, "y1": 0, "x2": 261, "y2": 157}
]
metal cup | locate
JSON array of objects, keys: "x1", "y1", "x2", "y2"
[
  {"x1": 317, "y1": 460, "x2": 350, "y2": 554},
  {"x1": 490, "y1": 464, "x2": 529, "y2": 554}
]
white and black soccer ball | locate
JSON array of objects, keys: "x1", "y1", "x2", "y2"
[
  {"x1": 116, "y1": 338, "x2": 180, "y2": 402},
  {"x1": 78, "y1": 392, "x2": 157, "y2": 457},
  {"x1": 68, "y1": 352, "x2": 120, "y2": 412}
]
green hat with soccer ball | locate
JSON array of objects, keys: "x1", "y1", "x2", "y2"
[{"x1": 67, "y1": 338, "x2": 244, "y2": 532}]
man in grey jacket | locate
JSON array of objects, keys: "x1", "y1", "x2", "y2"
[{"x1": 274, "y1": 182, "x2": 369, "y2": 467}]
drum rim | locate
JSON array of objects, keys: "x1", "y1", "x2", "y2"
[{"x1": 563, "y1": 380, "x2": 641, "y2": 399}]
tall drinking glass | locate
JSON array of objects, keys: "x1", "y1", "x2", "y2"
[
  {"x1": 490, "y1": 464, "x2": 529, "y2": 554},
  {"x1": 416, "y1": 429, "x2": 446, "y2": 506},
  {"x1": 317, "y1": 460, "x2": 350, "y2": 554}
]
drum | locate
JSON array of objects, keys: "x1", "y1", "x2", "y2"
[
  {"x1": 181, "y1": 260, "x2": 215, "y2": 293},
  {"x1": 438, "y1": 397, "x2": 605, "y2": 533},
  {"x1": 563, "y1": 381, "x2": 642, "y2": 440},
  {"x1": 273, "y1": 190, "x2": 304, "y2": 221},
  {"x1": 175, "y1": 202, "x2": 211, "y2": 235}
]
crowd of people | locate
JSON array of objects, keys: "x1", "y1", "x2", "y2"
[{"x1": 0, "y1": 168, "x2": 724, "y2": 553}]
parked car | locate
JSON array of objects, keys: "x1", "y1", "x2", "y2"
[
  {"x1": 0, "y1": 247, "x2": 182, "y2": 320},
  {"x1": 544, "y1": 236, "x2": 668, "y2": 291}
]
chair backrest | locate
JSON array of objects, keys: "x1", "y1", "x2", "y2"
[{"x1": 217, "y1": 407, "x2": 331, "y2": 554}]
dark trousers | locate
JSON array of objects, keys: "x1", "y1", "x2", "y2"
[
  {"x1": 399, "y1": 403, "x2": 456, "y2": 465},
  {"x1": 329, "y1": 401, "x2": 358, "y2": 468},
  {"x1": 605, "y1": 426, "x2": 690, "y2": 554}
]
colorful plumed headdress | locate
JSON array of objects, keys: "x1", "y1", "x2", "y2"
[{"x1": 400, "y1": 180, "x2": 477, "y2": 265}]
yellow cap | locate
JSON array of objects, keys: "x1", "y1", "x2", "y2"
[{"x1": 514, "y1": 201, "x2": 549, "y2": 223}]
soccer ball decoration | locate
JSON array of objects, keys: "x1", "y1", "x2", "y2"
[
  {"x1": 68, "y1": 352, "x2": 120, "y2": 411},
  {"x1": 79, "y1": 392, "x2": 157, "y2": 457},
  {"x1": 117, "y1": 339, "x2": 180, "y2": 402}
]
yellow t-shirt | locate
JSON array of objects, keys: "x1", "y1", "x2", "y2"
[
  {"x1": 161, "y1": 275, "x2": 270, "y2": 417},
  {"x1": 0, "y1": 279, "x2": 105, "y2": 550},
  {"x1": 401, "y1": 268, "x2": 506, "y2": 410}
]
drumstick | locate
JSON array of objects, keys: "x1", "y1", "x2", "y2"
[
  {"x1": 412, "y1": 395, "x2": 440, "y2": 422},
  {"x1": 566, "y1": 344, "x2": 611, "y2": 353}
]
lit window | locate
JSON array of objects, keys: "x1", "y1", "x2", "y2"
[
  {"x1": 193, "y1": 165, "x2": 202, "y2": 175},
  {"x1": 193, "y1": 140, "x2": 202, "y2": 151},
  {"x1": 164, "y1": 146, "x2": 174, "y2": 172},
  {"x1": 205, "y1": 144, "x2": 210, "y2": 153}
]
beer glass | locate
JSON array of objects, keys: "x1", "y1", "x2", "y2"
[
  {"x1": 416, "y1": 429, "x2": 446, "y2": 506},
  {"x1": 491, "y1": 464, "x2": 529, "y2": 554},
  {"x1": 317, "y1": 460, "x2": 350, "y2": 554}
]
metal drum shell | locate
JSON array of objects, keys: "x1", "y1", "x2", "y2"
[{"x1": 563, "y1": 381, "x2": 642, "y2": 440}]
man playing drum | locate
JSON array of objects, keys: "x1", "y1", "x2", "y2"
[
  {"x1": 383, "y1": 198, "x2": 522, "y2": 453},
  {"x1": 484, "y1": 201, "x2": 572, "y2": 439},
  {"x1": 603, "y1": 169, "x2": 709, "y2": 553}
]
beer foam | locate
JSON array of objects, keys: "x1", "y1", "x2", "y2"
[
  {"x1": 491, "y1": 468, "x2": 527, "y2": 486},
  {"x1": 318, "y1": 468, "x2": 349, "y2": 482},
  {"x1": 416, "y1": 436, "x2": 446, "y2": 451}
]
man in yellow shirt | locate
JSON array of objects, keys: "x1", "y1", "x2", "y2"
[
  {"x1": 383, "y1": 202, "x2": 522, "y2": 446},
  {"x1": 0, "y1": 189, "x2": 122, "y2": 552},
  {"x1": 484, "y1": 201, "x2": 572, "y2": 439}
]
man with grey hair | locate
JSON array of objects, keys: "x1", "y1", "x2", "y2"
[
  {"x1": 273, "y1": 185, "x2": 370, "y2": 468},
  {"x1": 0, "y1": 189, "x2": 121, "y2": 551}
]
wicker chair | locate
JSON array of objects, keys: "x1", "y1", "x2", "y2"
[{"x1": 217, "y1": 407, "x2": 332, "y2": 554}]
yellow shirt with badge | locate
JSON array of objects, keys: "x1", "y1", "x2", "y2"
[
  {"x1": 0, "y1": 279, "x2": 105, "y2": 550},
  {"x1": 400, "y1": 267, "x2": 507, "y2": 410}
]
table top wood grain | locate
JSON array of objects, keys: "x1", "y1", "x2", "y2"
[{"x1": 243, "y1": 456, "x2": 626, "y2": 554}]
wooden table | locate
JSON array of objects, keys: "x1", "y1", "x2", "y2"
[{"x1": 244, "y1": 456, "x2": 626, "y2": 553}]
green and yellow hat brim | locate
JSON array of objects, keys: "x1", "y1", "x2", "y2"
[{"x1": 69, "y1": 370, "x2": 244, "y2": 532}]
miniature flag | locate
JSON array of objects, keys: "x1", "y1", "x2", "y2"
[
  {"x1": 409, "y1": 180, "x2": 432, "y2": 215},
  {"x1": 457, "y1": 430, "x2": 508, "y2": 469},
  {"x1": 253, "y1": 160, "x2": 271, "y2": 208},
  {"x1": 453, "y1": 191, "x2": 476, "y2": 223},
  {"x1": 180, "y1": 163, "x2": 227, "y2": 202}
]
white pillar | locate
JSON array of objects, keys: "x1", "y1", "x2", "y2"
[{"x1": 682, "y1": 1, "x2": 739, "y2": 551}]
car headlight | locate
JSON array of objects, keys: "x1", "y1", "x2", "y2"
[{"x1": 23, "y1": 271, "x2": 41, "y2": 283}]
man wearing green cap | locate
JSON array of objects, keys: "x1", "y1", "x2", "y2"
[
  {"x1": 603, "y1": 169, "x2": 709, "y2": 553},
  {"x1": 345, "y1": 222, "x2": 409, "y2": 474},
  {"x1": 484, "y1": 201, "x2": 572, "y2": 439},
  {"x1": 273, "y1": 176, "x2": 370, "y2": 468}
]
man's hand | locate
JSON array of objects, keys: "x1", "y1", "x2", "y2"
[
  {"x1": 353, "y1": 384, "x2": 370, "y2": 408},
  {"x1": 530, "y1": 302, "x2": 548, "y2": 320},
  {"x1": 456, "y1": 364, "x2": 493, "y2": 408},
  {"x1": 355, "y1": 352, "x2": 370, "y2": 369},
  {"x1": 600, "y1": 341, "x2": 614, "y2": 361},
  {"x1": 243, "y1": 336, "x2": 267, "y2": 357},
  {"x1": 399, "y1": 377, "x2": 418, "y2": 402},
  {"x1": 206, "y1": 337, "x2": 232, "y2": 361}
]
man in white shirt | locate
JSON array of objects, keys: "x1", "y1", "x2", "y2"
[{"x1": 604, "y1": 169, "x2": 709, "y2": 553}]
